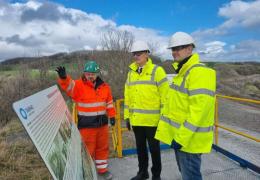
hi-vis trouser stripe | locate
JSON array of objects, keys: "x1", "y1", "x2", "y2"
[
  {"x1": 170, "y1": 64, "x2": 215, "y2": 97},
  {"x1": 160, "y1": 115, "x2": 213, "y2": 132},
  {"x1": 95, "y1": 160, "x2": 108, "y2": 169}
]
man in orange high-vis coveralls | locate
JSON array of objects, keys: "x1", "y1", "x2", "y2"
[{"x1": 56, "y1": 60, "x2": 115, "y2": 180}]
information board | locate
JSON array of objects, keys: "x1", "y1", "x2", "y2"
[{"x1": 13, "y1": 85, "x2": 97, "y2": 180}]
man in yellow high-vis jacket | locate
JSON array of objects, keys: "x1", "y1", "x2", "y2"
[
  {"x1": 124, "y1": 40, "x2": 169, "y2": 180},
  {"x1": 155, "y1": 32, "x2": 216, "y2": 180}
]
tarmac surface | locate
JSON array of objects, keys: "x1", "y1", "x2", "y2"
[{"x1": 97, "y1": 149, "x2": 260, "y2": 180}]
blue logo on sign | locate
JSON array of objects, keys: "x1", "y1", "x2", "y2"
[{"x1": 19, "y1": 108, "x2": 27, "y2": 119}]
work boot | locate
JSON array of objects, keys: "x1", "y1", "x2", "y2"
[
  {"x1": 130, "y1": 171, "x2": 149, "y2": 180},
  {"x1": 152, "y1": 176, "x2": 161, "y2": 180},
  {"x1": 100, "y1": 171, "x2": 113, "y2": 180}
]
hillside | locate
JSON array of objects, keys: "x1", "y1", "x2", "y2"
[
  {"x1": 159, "y1": 61, "x2": 260, "y2": 100},
  {"x1": 1, "y1": 51, "x2": 260, "y2": 100},
  {"x1": 214, "y1": 62, "x2": 260, "y2": 99},
  {"x1": 0, "y1": 51, "x2": 259, "y2": 126}
]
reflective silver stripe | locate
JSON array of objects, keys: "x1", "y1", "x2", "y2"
[
  {"x1": 184, "y1": 121, "x2": 213, "y2": 132},
  {"x1": 124, "y1": 105, "x2": 129, "y2": 109},
  {"x1": 170, "y1": 84, "x2": 215, "y2": 97},
  {"x1": 96, "y1": 164, "x2": 108, "y2": 169},
  {"x1": 107, "y1": 104, "x2": 114, "y2": 108},
  {"x1": 127, "y1": 65, "x2": 159, "y2": 86},
  {"x1": 129, "y1": 109, "x2": 160, "y2": 114},
  {"x1": 180, "y1": 64, "x2": 206, "y2": 88},
  {"x1": 151, "y1": 65, "x2": 158, "y2": 81},
  {"x1": 95, "y1": 160, "x2": 107, "y2": 163},
  {"x1": 66, "y1": 79, "x2": 75, "y2": 92},
  {"x1": 128, "y1": 81, "x2": 157, "y2": 86},
  {"x1": 78, "y1": 102, "x2": 106, "y2": 108},
  {"x1": 78, "y1": 110, "x2": 106, "y2": 116},
  {"x1": 160, "y1": 116, "x2": 180, "y2": 129},
  {"x1": 158, "y1": 77, "x2": 168, "y2": 86},
  {"x1": 107, "y1": 100, "x2": 113, "y2": 104},
  {"x1": 171, "y1": 64, "x2": 215, "y2": 96},
  {"x1": 170, "y1": 84, "x2": 188, "y2": 94},
  {"x1": 127, "y1": 70, "x2": 132, "y2": 84},
  {"x1": 189, "y1": 89, "x2": 215, "y2": 97},
  {"x1": 95, "y1": 159, "x2": 108, "y2": 169}
]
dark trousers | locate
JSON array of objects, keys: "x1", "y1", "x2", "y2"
[{"x1": 132, "y1": 126, "x2": 162, "y2": 177}]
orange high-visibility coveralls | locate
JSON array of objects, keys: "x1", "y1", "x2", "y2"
[{"x1": 58, "y1": 75, "x2": 116, "y2": 173}]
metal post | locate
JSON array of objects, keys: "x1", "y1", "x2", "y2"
[
  {"x1": 116, "y1": 99, "x2": 123, "y2": 158},
  {"x1": 214, "y1": 96, "x2": 219, "y2": 145}
]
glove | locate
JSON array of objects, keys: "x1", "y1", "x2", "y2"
[
  {"x1": 171, "y1": 139, "x2": 182, "y2": 150},
  {"x1": 125, "y1": 118, "x2": 131, "y2": 131},
  {"x1": 55, "y1": 66, "x2": 67, "y2": 79},
  {"x1": 110, "y1": 117, "x2": 115, "y2": 126}
]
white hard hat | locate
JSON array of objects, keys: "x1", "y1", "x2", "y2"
[
  {"x1": 168, "y1": 32, "x2": 195, "y2": 49},
  {"x1": 131, "y1": 40, "x2": 150, "y2": 53}
]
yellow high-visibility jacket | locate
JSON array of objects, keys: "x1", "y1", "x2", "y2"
[
  {"x1": 124, "y1": 58, "x2": 169, "y2": 126},
  {"x1": 155, "y1": 53, "x2": 216, "y2": 153}
]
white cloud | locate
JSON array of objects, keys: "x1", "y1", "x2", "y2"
[
  {"x1": 199, "y1": 39, "x2": 260, "y2": 61},
  {"x1": 226, "y1": 39, "x2": 260, "y2": 61},
  {"x1": 0, "y1": 1, "x2": 171, "y2": 61},
  {"x1": 118, "y1": 25, "x2": 170, "y2": 58},
  {"x1": 0, "y1": 0, "x2": 259, "y2": 62},
  {"x1": 219, "y1": 0, "x2": 260, "y2": 29},
  {"x1": 194, "y1": 0, "x2": 260, "y2": 38},
  {"x1": 192, "y1": 0, "x2": 260, "y2": 61},
  {"x1": 199, "y1": 41, "x2": 226, "y2": 55},
  {"x1": 83, "y1": 45, "x2": 93, "y2": 50}
]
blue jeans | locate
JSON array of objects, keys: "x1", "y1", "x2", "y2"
[{"x1": 174, "y1": 150, "x2": 202, "y2": 180}]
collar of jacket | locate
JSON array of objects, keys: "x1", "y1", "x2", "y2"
[
  {"x1": 172, "y1": 53, "x2": 200, "y2": 76},
  {"x1": 82, "y1": 76, "x2": 104, "y2": 89},
  {"x1": 129, "y1": 58, "x2": 153, "y2": 72},
  {"x1": 94, "y1": 76, "x2": 104, "y2": 89}
]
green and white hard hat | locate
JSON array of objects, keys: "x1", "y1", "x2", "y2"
[{"x1": 84, "y1": 60, "x2": 100, "y2": 73}]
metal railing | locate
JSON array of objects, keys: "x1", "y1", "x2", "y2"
[
  {"x1": 112, "y1": 95, "x2": 260, "y2": 158},
  {"x1": 214, "y1": 94, "x2": 260, "y2": 144}
]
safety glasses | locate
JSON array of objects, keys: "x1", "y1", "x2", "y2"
[
  {"x1": 132, "y1": 51, "x2": 147, "y2": 57},
  {"x1": 171, "y1": 45, "x2": 189, "y2": 52}
]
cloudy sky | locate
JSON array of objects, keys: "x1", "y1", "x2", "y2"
[{"x1": 0, "y1": 0, "x2": 260, "y2": 62}]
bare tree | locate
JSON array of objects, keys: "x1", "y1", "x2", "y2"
[
  {"x1": 100, "y1": 30, "x2": 134, "y2": 52},
  {"x1": 147, "y1": 42, "x2": 159, "y2": 55}
]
